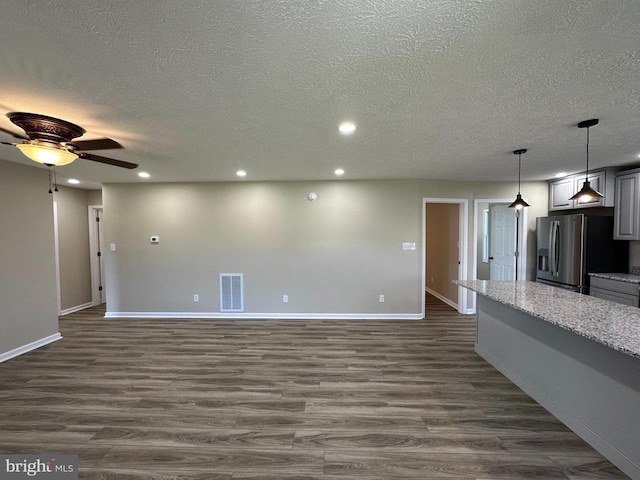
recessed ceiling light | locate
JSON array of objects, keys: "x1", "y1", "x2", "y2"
[
  {"x1": 334, "y1": 168, "x2": 345, "y2": 176},
  {"x1": 236, "y1": 170, "x2": 247, "y2": 178},
  {"x1": 67, "y1": 179, "x2": 80, "y2": 185},
  {"x1": 554, "y1": 172, "x2": 568, "y2": 178},
  {"x1": 338, "y1": 122, "x2": 356, "y2": 135},
  {"x1": 138, "y1": 172, "x2": 150, "y2": 178}
]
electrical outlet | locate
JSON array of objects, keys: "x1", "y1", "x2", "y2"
[
  {"x1": 283, "y1": 294, "x2": 289, "y2": 303},
  {"x1": 632, "y1": 266, "x2": 640, "y2": 275},
  {"x1": 193, "y1": 294, "x2": 199, "y2": 303},
  {"x1": 379, "y1": 294, "x2": 385, "y2": 303}
]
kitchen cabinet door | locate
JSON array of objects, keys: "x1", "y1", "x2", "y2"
[
  {"x1": 548, "y1": 170, "x2": 616, "y2": 213},
  {"x1": 590, "y1": 287, "x2": 639, "y2": 307},
  {"x1": 614, "y1": 171, "x2": 640, "y2": 240},
  {"x1": 590, "y1": 276, "x2": 640, "y2": 307},
  {"x1": 548, "y1": 177, "x2": 575, "y2": 211}
]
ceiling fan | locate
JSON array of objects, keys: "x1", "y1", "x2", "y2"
[{"x1": 0, "y1": 112, "x2": 138, "y2": 170}]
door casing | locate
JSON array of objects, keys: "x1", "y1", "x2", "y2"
[
  {"x1": 88, "y1": 205, "x2": 105, "y2": 305},
  {"x1": 472, "y1": 198, "x2": 528, "y2": 313}
]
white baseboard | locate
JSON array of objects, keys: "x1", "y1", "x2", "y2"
[
  {"x1": 59, "y1": 302, "x2": 93, "y2": 316},
  {"x1": 425, "y1": 287, "x2": 459, "y2": 310},
  {"x1": 0, "y1": 333, "x2": 62, "y2": 363},
  {"x1": 105, "y1": 312, "x2": 424, "y2": 320}
]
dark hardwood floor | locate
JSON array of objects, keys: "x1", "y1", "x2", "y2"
[{"x1": 0, "y1": 295, "x2": 628, "y2": 479}]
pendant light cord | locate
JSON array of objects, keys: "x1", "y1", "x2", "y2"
[
  {"x1": 517, "y1": 152, "x2": 522, "y2": 194},
  {"x1": 585, "y1": 126, "x2": 590, "y2": 179}
]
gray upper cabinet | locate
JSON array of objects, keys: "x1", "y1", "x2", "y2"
[
  {"x1": 548, "y1": 169, "x2": 615, "y2": 212},
  {"x1": 574, "y1": 171, "x2": 608, "y2": 208},
  {"x1": 549, "y1": 177, "x2": 574, "y2": 210},
  {"x1": 614, "y1": 169, "x2": 640, "y2": 240}
]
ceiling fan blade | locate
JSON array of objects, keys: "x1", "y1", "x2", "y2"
[
  {"x1": 0, "y1": 126, "x2": 28, "y2": 140},
  {"x1": 78, "y1": 152, "x2": 138, "y2": 169},
  {"x1": 68, "y1": 138, "x2": 123, "y2": 151}
]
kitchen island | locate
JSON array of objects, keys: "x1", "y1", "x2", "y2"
[{"x1": 455, "y1": 280, "x2": 640, "y2": 479}]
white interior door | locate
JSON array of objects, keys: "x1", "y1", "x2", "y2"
[{"x1": 488, "y1": 204, "x2": 516, "y2": 280}]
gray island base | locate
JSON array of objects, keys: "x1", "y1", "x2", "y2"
[{"x1": 456, "y1": 280, "x2": 640, "y2": 479}]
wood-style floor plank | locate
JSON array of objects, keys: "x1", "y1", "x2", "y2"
[{"x1": 0, "y1": 295, "x2": 628, "y2": 478}]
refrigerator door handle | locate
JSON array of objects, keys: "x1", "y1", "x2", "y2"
[
  {"x1": 554, "y1": 221, "x2": 561, "y2": 277},
  {"x1": 549, "y1": 220, "x2": 557, "y2": 277}
]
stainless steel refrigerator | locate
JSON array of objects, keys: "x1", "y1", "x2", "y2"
[{"x1": 536, "y1": 214, "x2": 628, "y2": 293}]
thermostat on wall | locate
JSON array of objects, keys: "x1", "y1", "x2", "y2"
[{"x1": 150, "y1": 236, "x2": 160, "y2": 244}]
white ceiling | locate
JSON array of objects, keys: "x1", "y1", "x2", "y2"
[{"x1": 1, "y1": 1, "x2": 640, "y2": 188}]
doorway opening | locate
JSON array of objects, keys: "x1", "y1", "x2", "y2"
[
  {"x1": 472, "y1": 198, "x2": 528, "y2": 311},
  {"x1": 88, "y1": 205, "x2": 105, "y2": 305},
  {"x1": 422, "y1": 198, "x2": 469, "y2": 315}
]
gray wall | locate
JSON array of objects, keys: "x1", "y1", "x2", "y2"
[
  {"x1": 629, "y1": 241, "x2": 640, "y2": 272},
  {"x1": 104, "y1": 179, "x2": 549, "y2": 316},
  {"x1": 87, "y1": 189, "x2": 103, "y2": 206},
  {"x1": 0, "y1": 160, "x2": 59, "y2": 356},
  {"x1": 104, "y1": 181, "x2": 424, "y2": 315},
  {"x1": 55, "y1": 186, "x2": 92, "y2": 311}
]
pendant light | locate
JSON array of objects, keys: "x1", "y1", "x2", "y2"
[
  {"x1": 570, "y1": 118, "x2": 603, "y2": 202},
  {"x1": 509, "y1": 149, "x2": 530, "y2": 210}
]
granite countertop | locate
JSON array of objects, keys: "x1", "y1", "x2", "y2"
[
  {"x1": 455, "y1": 280, "x2": 640, "y2": 359},
  {"x1": 589, "y1": 272, "x2": 640, "y2": 284}
]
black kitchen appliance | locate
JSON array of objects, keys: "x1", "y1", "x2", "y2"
[{"x1": 536, "y1": 214, "x2": 628, "y2": 293}]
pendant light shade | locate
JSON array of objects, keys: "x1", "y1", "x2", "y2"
[
  {"x1": 570, "y1": 119, "x2": 603, "y2": 202},
  {"x1": 509, "y1": 149, "x2": 530, "y2": 210},
  {"x1": 509, "y1": 193, "x2": 530, "y2": 210}
]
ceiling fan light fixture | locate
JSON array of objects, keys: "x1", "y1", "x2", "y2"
[
  {"x1": 508, "y1": 148, "x2": 530, "y2": 209},
  {"x1": 16, "y1": 143, "x2": 78, "y2": 166}
]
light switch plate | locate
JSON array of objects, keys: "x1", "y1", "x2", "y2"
[
  {"x1": 110, "y1": 243, "x2": 116, "y2": 252},
  {"x1": 402, "y1": 242, "x2": 416, "y2": 250}
]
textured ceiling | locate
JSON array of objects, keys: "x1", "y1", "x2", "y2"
[{"x1": 1, "y1": 0, "x2": 640, "y2": 187}]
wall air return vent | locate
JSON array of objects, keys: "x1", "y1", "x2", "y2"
[{"x1": 219, "y1": 273, "x2": 244, "y2": 312}]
